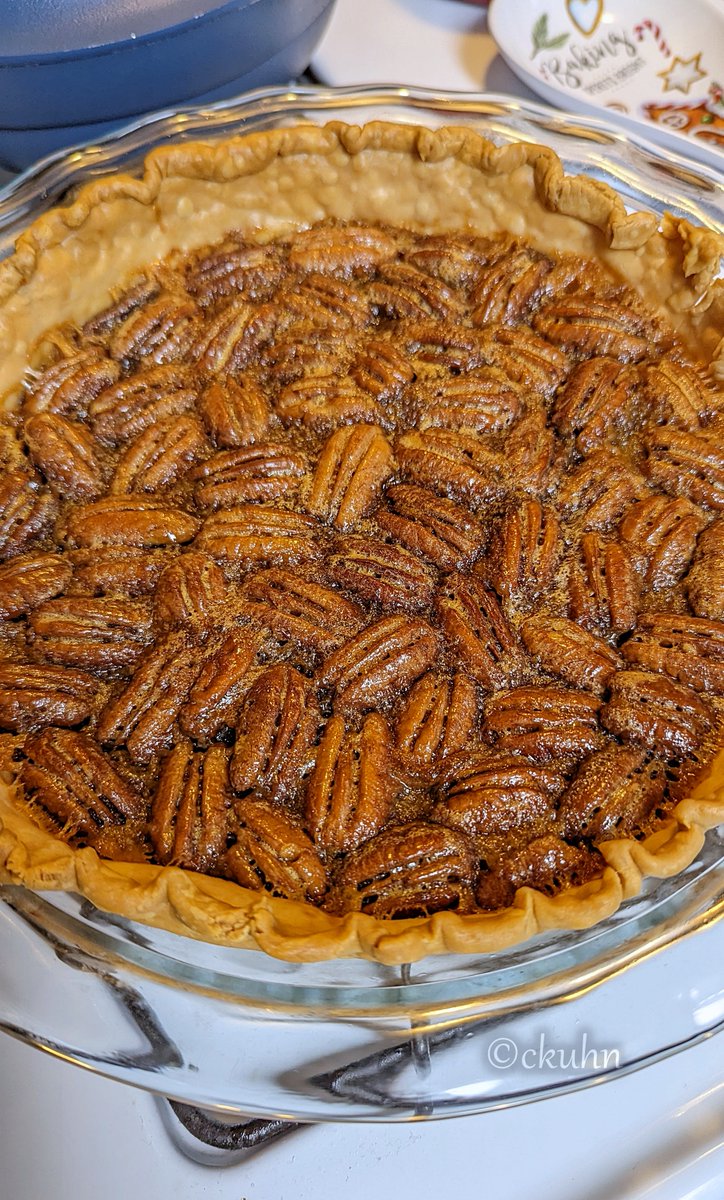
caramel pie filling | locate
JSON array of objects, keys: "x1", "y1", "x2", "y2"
[{"x1": 1, "y1": 218, "x2": 722, "y2": 922}]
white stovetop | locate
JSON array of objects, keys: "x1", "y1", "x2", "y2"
[{"x1": 1, "y1": 1008, "x2": 723, "y2": 1200}]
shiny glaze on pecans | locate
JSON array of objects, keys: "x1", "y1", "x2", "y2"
[
  {"x1": 559, "y1": 743, "x2": 666, "y2": 841},
  {"x1": 327, "y1": 821, "x2": 478, "y2": 918},
  {"x1": 396, "y1": 671, "x2": 479, "y2": 775},
  {"x1": 305, "y1": 712, "x2": 400, "y2": 855},
  {"x1": 21, "y1": 727, "x2": 145, "y2": 838},
  {"x1": 149, "y1": 741, "x2": 231, "y2": 871},
  {"x1": 239, "y1": 568, "x2": 364, "y2": 654},
  {"x1": 226, "y1": 798, "x2": 328, "y2": 904},
  {"x1": 377, "y1": 484, "x2": 486, "y2": 572},
  {"x1": 317, "y1": 615, "x2": 439, "y2": 715},
  {"x1": 307, "y1": 423, "x2": 394, "y2": 529},
  {"x1": 28, "y1": 596, "x2": 153, "y2": 675},
  {"x1": 0, "y1": 662, "x2": 100, "y2": 731},
  {"x1": 230, "y1": 665, "x2": 320, "y2": 803},
  {"x1": 3, "y1": 218, "x2": 723, "y2": 925},
  {"x1": 0, "y1": 553, "x2": 72, "y2": 618}
]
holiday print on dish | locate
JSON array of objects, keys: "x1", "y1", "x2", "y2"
[{"x1": 489, "y1": 0, "x2": 724, "y2": 166}]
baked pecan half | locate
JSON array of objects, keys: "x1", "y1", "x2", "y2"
[
  {"x1": 350, "y1": 338, "x2": 416, "y2": 402},
  {"x1": 190, "y1": 297, "x2": 261, "y2": 374},
  {"x1": 226, "y1": 798, "x2": 328, "y2": 904},
  {"x1": 568, "y1": 533, "x2": 640, "y2": 635},
  {"x1": 185, "y1": 238, "x2": 286, "y2": 305},
  {"x1": 230, "y1": 664, "x2": 320, "y2": 802},
  {"x1": 179, "y1": 629, "x2": 266, "y2": 743},
  {"x1": 326, "y1": 821, "x2": 478, "y2": 917},
  {"x1": 483, "y1": 685, "x2": 604, "y2": 762},
  {"x1": 557, "y1": 448, "x2": 650, "y2": 531},
  {"x1": 149, "y1": 741, "x2": 231, "y2": 871},
  {"x1": 198, "y1": 377, "x2": 272, "y2": 448},
  {"x1": 22, "y1": 350, "x2": 120, "y2": 419},
  {"x1": 283, "y1": 273, "x2": 372, "y2": 331},
  {"x1": 0, "y1": 552, "x2": 72, "y2": 618},
  {"x1": 153, "y1": 552, "x2": 229, "y2": 633},
  {"x1": 326, "y1": 534, "x2": 437, "y2": 613},
  {"x1": 411, "y1": 369, "x2": 523, "y2": 435},
  {"x1": 619, "y1": 495, "x2": 708, "y2": 590},
  {"x1": 305, "y1": 713, "x2": 400, "y2": 855},
  {"x1": 643, "y1": 425, "x2": 724, "y2": 511},
  {"x1": 68, "y1": 548, "x2": 168, "y2": 597},
  {"x1": 239, "y1": 568, "x2": 364, "y2": 654},
  {"x1": 195, "y1": 505, "x2": 323, "y2": 568},
  {"x1": 21, "y1": 727, "x2": 145, "y2": 839},
  {"x1": 396, "y1": 671, "x2": 479, "y2": 775},
  {"x1": 62, "y1": 497, "x2": 199, "y2": 549},
  {"x1": 404, "y1": 232, "x2": 490, "y2": 289},
  {"x1": 0, "y1": 472, "x2": 57, "y2": 560},
  {"x1": 96, "y1": 631, "x2": 201, "y2": 764},
  {"x1": 601, "y1": 670, "x2": 714, "y2": 756},
  {"x1": 190, "y1": 442, "x2": 306, "y2": 510},
  {"x1": 470, "y1": 244, "x2": 552, "y2": 326},
  {"x1": 88, "y1": 364, "x2": 197, "y2": 446},
  {"x1": 28, "y1": 596, "x2": 153, "y2": 675},
  {"x1": 82, "y1": 277, "x2": 160, "y2": 336},
  {"x1": 317, "y1": 614, "x2": 439, "y2": 715},
  {"x1": 485, "y1": 499, "x2": 560, "y2": 606},
  {"x1": 432, "y1": 750, "x2": 564, "y2": 837},
  {"x1": 503, "y1": 405, "x2": 556, "y2": 495},
  {"x1": 111, "y1": 414, "x2": 209, "y2": 493},
  {"x1": 377, "y1": 484, "x2": 486, "y2": 572},
  {"x1": 476, "y1": 834, "x2": 605, "y2": 910},
  {"x1": 534, "y1": 295, "x2": 659, "y2": 361},
  {"x1": 437, "y1": 574, "x2": 524, "y2": 691},
  {"x1": 643, "y1": 357, "x2": 717, "y2": 429},
  {"x1": 368, "y1": 261, "x2": 463, "y2": 321},
  {"x1": 686, "y1": 519, "x2": 724, "y2": 620},
  {"x1": 109, "y1": 292, "x2": 200, "y2": 366},
  {"x1": 559, "y1": 743, "x2": 667, "y2": 841},
  {"x1": 521, "y1": 616, "x2": 621, "y2": 695},
  {"x1": 477, "y1": 325, "x2": 569, "y2": 396},
  {"x1": 288, "y1": 222, "x2": 398, "y2": 275},
  {"x1": 277, "y1": 373, "x2": 387, "y2": 432},
  {"x1": 551, "y1": 357, "x2": 635, "y2": 452},
  {"x1": 306, "y1": 424, "x2": 395, "y2": 529},
  {"x1": 24, "y1": 413, "x2": 105, "y2": 501},
  {"x1": 621, "y1": 614, "x2": 724, "y2": 695},
  {"x1": 0, "y1": 663, "x2": 98, "y2": 731},
  {"x1": 395, "y1": 430, "x2": 504, "y2": 508}
]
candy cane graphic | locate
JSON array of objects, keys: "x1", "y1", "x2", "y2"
[{"x1": 634, "y1": 19, "x2": 671, "y2": 57}]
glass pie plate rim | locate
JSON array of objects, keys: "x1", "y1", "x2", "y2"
[{"x1": 0, "y1": 84, "x2": 723, "y2": 1116}]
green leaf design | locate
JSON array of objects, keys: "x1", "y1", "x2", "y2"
[{"x1": 531, "y1": 13, "x2": 570, "y2": 58}]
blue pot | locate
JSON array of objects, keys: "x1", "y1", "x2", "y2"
[{"x1": 0, "y1": 0, "x2": 337, "y2": 170}]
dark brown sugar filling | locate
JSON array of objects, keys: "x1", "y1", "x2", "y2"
[{"x1": 1, "y1": 219, "x2": 723, "y2": 919}]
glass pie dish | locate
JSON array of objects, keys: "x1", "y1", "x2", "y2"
[{"x1": 0, "y1": 86, "x2": 722, "y2": 1118}]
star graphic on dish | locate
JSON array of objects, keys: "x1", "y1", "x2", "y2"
[{"x1": 658, "y1": 53, "x2": 708, "y2": 95}]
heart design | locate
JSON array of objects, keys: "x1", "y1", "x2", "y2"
[{"x1": 566, "y1": 0, "x2": 604, "y2": 37}]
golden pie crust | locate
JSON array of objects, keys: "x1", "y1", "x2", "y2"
[{"x1": 0, "y1": 120, "x2": 722, "y2": 964}]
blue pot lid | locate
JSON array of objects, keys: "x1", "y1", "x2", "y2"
[{"x1": 1, "y1": 0, "x2": 248, "y2": 56}]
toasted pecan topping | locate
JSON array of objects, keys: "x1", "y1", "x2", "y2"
[{"x1": 3, "y1": 218, "x2": 722, "y2": 926}]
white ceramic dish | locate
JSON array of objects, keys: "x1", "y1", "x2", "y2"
[{"x1": 488, "y1": 0, "x2": 724, "y2": 170}]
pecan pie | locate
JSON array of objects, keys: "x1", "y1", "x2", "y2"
[{"x1": 0, "y1": 122, "x2": 722, "y2": 964}]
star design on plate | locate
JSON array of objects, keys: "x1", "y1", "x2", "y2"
[{"x1": 658, "y1": 53, "x2": 708, "y2": 95}]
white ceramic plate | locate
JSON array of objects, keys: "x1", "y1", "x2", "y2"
[{"x1": 488, "y1": 0, "x2": 724, "y2": 170}]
